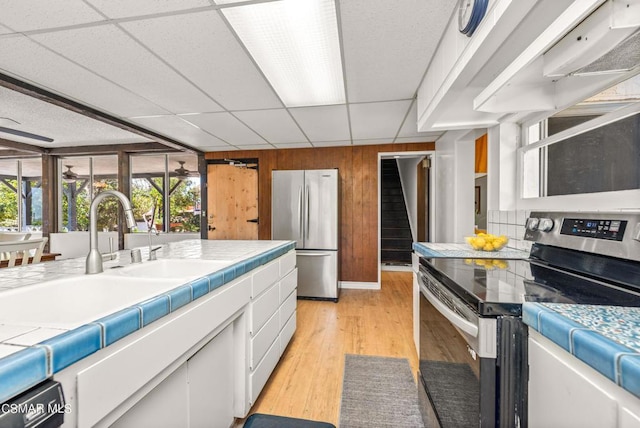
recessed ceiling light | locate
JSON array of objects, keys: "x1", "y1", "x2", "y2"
[{"x1": 221, "y1": 0, "x2": 345, "y2": 107}]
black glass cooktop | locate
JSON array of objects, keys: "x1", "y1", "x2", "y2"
[{"x1": 420, "y1": 255, "x2": 640, "y2": 317}]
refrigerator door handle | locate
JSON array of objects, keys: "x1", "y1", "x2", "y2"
[
  {"x1": 298, "y1": 186, "x2": 303, "y2": 240},
  {"x1": 305, "y1": 184, "x2": 310, "y2": 240}
]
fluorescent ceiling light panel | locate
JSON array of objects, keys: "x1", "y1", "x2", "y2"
[{"x1": 222, "y1": 0, "x2": 345, "y2": 107}]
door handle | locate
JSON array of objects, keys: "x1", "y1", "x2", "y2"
[
  {"x1": 246, "y1": 218, "x2": 259, "y2": 223},
  {"x1": 305, "y1": 185, "x2": 310, "y2": 240},
  {"x1": 298, "y1": 186, "x2": 303, "y2": 240},
  {"x1": 208, "y1": 225, "x2": 216, "y2": 231}
]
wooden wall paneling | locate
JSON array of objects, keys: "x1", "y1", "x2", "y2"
[
  {"x1": 338, "y1": 148, "x2": 352, "y2": 283},
  {"x1": 363, "y1": 145, "x2": 379, "y2": 283},
  {"x1": 350, "y1": 146, "x2": 364, "y2": 282}
]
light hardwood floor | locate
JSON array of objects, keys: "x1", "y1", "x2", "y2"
[{"x1": 244, "y1": 271, "x2": 418, "y2": 426}]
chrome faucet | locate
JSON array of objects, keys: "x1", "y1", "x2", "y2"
[
  {"x1": 142, "y1": 195, "x2": 162, "y2": 261},
  {"x1": 86, "y1": 190, "x2": 137, "y2": 274}
]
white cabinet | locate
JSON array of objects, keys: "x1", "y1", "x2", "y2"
[
  {"x1": 528, "y1": 330, "x2": 640, "y2": 428},
  {"x1": 111, "y1": 363, "x2": 189, "y2": 428},
  {"x1": 112, "y1": 324, "x2": 234, "y2": 428},
  {"x1": 247, "y1": 254, "x2": 297, "y2": 407}
]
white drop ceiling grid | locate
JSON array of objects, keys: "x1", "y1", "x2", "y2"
[{"x1": 0, "y1": 0, "x2": 455, "y2": 151}]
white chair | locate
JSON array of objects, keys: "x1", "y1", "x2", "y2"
[
  {"x1": 0, "y1": 232, "x2": 31, "y2": 242},
  {"x1": 0, "y1": 238, "x2": 48, "y2": 267}
]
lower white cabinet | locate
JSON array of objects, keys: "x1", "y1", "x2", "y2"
[
  {"x1": 111, "y1": 363, "x2": 189, "y2": 428},
  {"x1": 112, "y1": 324, "x2": 234, "y2": 428},
  {"x1": 247, "y1": 265, "x2": 297, "y2": 405},
  {"x1": 528, "y1": 330, "x2": 640, "y2": 428}
]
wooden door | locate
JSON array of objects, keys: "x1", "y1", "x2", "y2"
[{"x1": 207, "y1": 163, "x2": 258, "y2": 240}]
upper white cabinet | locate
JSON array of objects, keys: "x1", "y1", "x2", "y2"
[
  {"x1": 416, "y1": 0, "x2": 640, "y2": 131},
  {"x1": 474, "y1": 0, "x2": 640, "y2": 118}
]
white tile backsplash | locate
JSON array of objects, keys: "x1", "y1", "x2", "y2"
[{"x1": 487, "y1": 209, "x2": 531, "y2": 253}]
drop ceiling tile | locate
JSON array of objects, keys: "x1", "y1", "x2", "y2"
[
  {"x1": 0, "y1": 0, "x2": 106, "y2": 32},
  {"x1": 183, "y1": 112, "x2": 266, "y2": 146},
  {"x1": 0, "y1": 23, "x2": 13, "y2": 35},
  {"x1": 349, "y1": 100, "x2": 412, "y2": 140},
  {"x1": 233, "y1": 109, "x2": 306, "y2": 144},
  {"x1": 85, "y1": 0, "x2": 211, "y2": 19},
  {"x1": 0, "y1": 86, "x2": 149, "y2": 147},
  {"x1": 31, "y1": 25, "x2": 223, "y2": 114},
  {"x1": 289, "y1": 105, "x2": 350, "y2": 142},
  {"x1": 312, "y1": 140, "x2": 352, "y2": 147},
  {"x1": 272, "y1": 142, "x2": 313, "y2": 149},
  {"x1": 121, "y1": 11, "x2": 282, "y2": 111},
  {"x1": 397, "y1": 102, "x2": 441, "y2": 141},
  {"x1": 0, "y1": 35, "x2": 170, "y2": 118},
  {"x1": 340, "y1": 0, "x2": 456, "y2": 103},
  {"x1": 130, "y1": 115, "x2": 228, "y2": 149}
]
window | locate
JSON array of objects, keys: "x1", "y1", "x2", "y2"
[
  {"x1": 0, "y1": 158, "x2": 42, "y2": 231},
  {"x1": 521, "y1": 74, "x2": 640, "y2": 198},
  {"x1": 60, "y1": 156, "x2": 118, "y2": 231},
  {"x1": 131, "y1": 154, "x2": 200, "y2": 233}
]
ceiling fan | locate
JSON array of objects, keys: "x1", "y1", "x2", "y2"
[
  {"x1": 0, "y1": 117, "x2": 54, "y2": 143},
  {"x1": 62, "y1": 165, "x2": 78, "y2": 183},
  {"x1": 174, "y1": 161, "x2": 197, "y2": 180}
]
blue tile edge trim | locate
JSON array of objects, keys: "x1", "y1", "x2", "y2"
[
  {"x1": 619, "y1": 355, "x2": 640, "y2": 399},
  {"x1": 40, "y1": 324, "x2": 102, "y2": 374},
  {"x1": 522, "y1": 302, "x2": 553, "y2": 331},
  {"x1": 0, "y1": 241, "x2": 297, "y2": 403},
  {"x1": 538, "y1": 311, "x2": 584, "y2": 352},
  {"x1": 92, "y1": 307, "x2": 142, "y2": 347},
  {"x1": 0, "y1": 347, "x2": 48, "y2": 403},
  {"x1": 572, "y1": 329, "x2": 635, "y2": 383},
  {"x1": 412, "y1": 243, "x2": 441, "y2": 258}
]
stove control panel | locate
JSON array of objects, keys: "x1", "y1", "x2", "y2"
[
  {"x1": 525, "y1": 217, "x2": 554, "y2": 232},
  {"x1": 525, "y1": 212, "x2": 640, "y2": 263},
  {"x1": 560, "y1": 218, "x2": 627, "y2": 241}
]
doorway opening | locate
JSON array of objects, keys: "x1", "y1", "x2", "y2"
[
  {"x1": 378, "y1": 151, "x2": 434, "y2": 280},
  {"x1": 206, "y1": 158, "x2": 259, "y2": 240}
]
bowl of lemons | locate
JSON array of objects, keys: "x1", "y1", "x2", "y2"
[{"x1": 465, "y1": 233, "x2": 509, "y2": 252}]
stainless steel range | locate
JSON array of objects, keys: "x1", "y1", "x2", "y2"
[{"x1": 416, "y1": 211, "x2": 640, "y2": 428}]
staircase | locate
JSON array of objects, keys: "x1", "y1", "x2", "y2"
[{"x1": 381, "y1": 160, "x2": 413, "y2": 265}]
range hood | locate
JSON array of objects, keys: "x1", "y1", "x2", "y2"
[{"x1": 543, "y1": 0, "x2": 640, "y2": 77}]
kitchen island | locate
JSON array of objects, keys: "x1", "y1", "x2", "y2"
[{"x1": 0, "y1": 239, "x2": 297, "y2": 427}]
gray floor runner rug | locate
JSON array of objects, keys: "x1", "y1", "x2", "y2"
[{"x1": 339, "y1": 354, "x2": 424, "y2": 428}]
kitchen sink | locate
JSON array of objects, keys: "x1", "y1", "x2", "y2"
[
  {"x1": 108, "y1": 258, "x2": 233, "y2": 280},
  {"x1": 0, "y1": 275, "x2": 180, "y2": 329}
]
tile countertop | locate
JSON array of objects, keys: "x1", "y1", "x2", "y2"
[
  {"x1": 524, "y1": 302, "x2": 640, "y2": 399},
  {"x1": 0, "y1": 239, "x2": 296, "y2": 404},
  {"x1": 413, "y1": 242, "x2": 530, "y2": 259}
]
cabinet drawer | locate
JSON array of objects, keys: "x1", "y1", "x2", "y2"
[
  {"x1": 250, "y1": 282, "x2": 279, "y2": 336},
  {"x1": 279, "y1": 290, "x2": 296, "y2": 329},
  {"x1": 249, "y1": 339, "x2": 280, "y2": 405},
  {"x1": 279, "y1": 311, "x2": 296, "y2": 355},
  {"x1": 279, "y1": 268, "x2": 297, "y2": 304},
  {"x1": 251, "y1": 259, "x2": 280, "y2": 298},
  {"x1": 280, "y1": 250, "x2": 296, "y2": 277},
  {"x1": 250, "y1": 311, "x2": 279, "y2": 371}
]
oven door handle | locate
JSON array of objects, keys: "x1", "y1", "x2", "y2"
[{"x1": 421, "y1": 284, "x2": 479, "y2": 338}]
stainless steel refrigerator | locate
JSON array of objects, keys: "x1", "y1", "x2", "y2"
[{"x1": 272, "y1": 169, "x2": 339, "y2": 301}]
